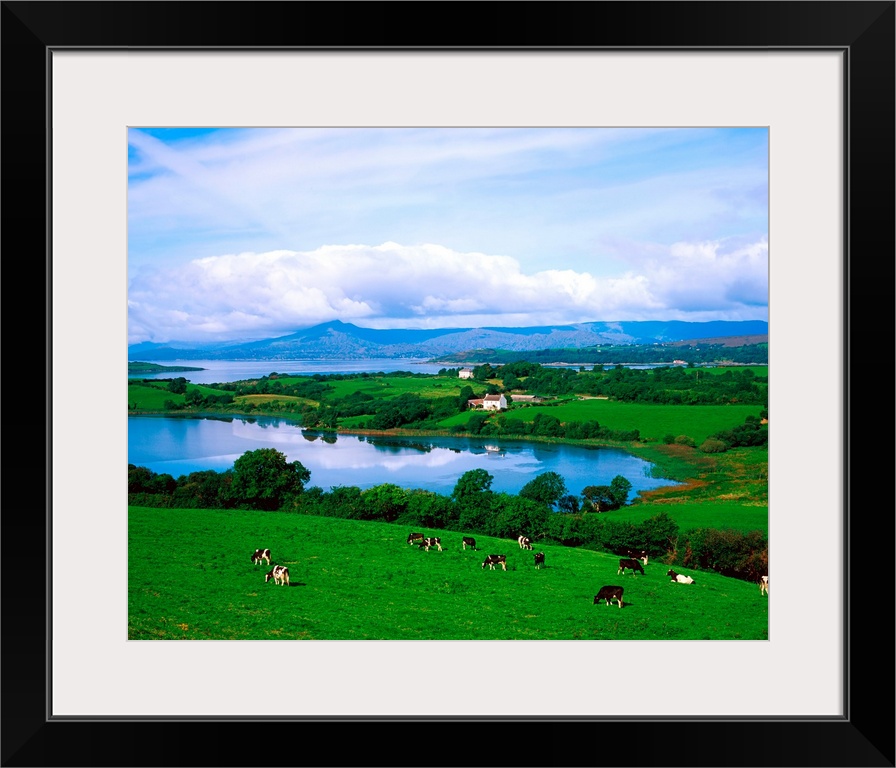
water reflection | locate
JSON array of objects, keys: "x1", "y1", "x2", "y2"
[{"x1": 128, "y1": 415, "x2": 678, "y2": 500}]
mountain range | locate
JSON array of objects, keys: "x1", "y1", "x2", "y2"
[{"x1": 128, "y1": 320, "x2": 769, "y2": 361}]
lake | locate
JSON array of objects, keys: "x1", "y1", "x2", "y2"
[
  {"x1": 128, "y1": 358, "x2": 455, "y2": 385},
  {"x1": 127, "y1": 358, "x2": 670, "y2": 385},
  {"x1": 128, "y1": 414, "x2": 679, "y2": 500}
]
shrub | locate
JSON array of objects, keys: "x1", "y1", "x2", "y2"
[
  {"x1": 674, "y1": 434, "x2": 697, "y2": 448},
  {"x1": 699, "y1": 438, "x2": 729, "y2": 453}
]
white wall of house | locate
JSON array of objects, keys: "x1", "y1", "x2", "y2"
[{"x1": 482, "y1": 394, "x2": 507, "y2": 410}]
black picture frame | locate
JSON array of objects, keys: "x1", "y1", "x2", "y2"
[{"x1": 3, "y1": 2, "x2": 893, "y2": 766}]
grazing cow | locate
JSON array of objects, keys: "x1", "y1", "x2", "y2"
[
  {"x1": 265, "y1": 565, "x2": 290, "y2": 586},
  {"x1": 666, "y1": 569, "x2": 695, "y2": 584},
  {"x1": 594, "y1": 585, "x2": 624, "y2": 608},
  {"x1": 251, "y1": 548, "x2": 272, "y2": 566},
  {"x1": 407, "y1": 532, "x2": 425, "y2": 546},
  {"x1": 617, "y1": 558, "x2": 645, "y2": 575},
  {"x1": 482, "y1": 554, "x2": 507, "y2": 571},
  {"x1": 462, "y1": 536, "x2": 477, "y2": 551},
  {"x1": 760, "y1": 575, "x2": 769, "y2": 596},
  {"x1": 418, "y1": 536, "x2": 443, "y2": 552},
  {"x1": 518, "y1": 535, "x2": 533, "y2": 550},
  {"x1": 621, "y1": 547, "x2": 649, "y2": 564},
  {"x1": 534, "y1": 552, "x2": 545, "y2": 569}
]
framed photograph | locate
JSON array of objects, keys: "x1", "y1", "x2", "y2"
[{"x1": 4, "y1": 1, "x2": 893, "y2": 766}]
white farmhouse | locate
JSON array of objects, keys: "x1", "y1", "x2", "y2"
[
  {"x1": 482, "y1": 393, "x2": 507, "y2": 411},
  {"x1": 458, "y1": 367, "x2": 475, "y2": 379}
]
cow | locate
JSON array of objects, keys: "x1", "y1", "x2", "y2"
[
  {"x1": 534, "y1": 552, "x2": 545, "y2": 569},
  {"x1": 617, "y1": 558, "x2": 645, "y2": 575},
  {"x1": 621, "y1": 547, "x2": 649, "y2": 565},
  {"x1": 666, "y1": 569, "x2": 695, "y2": 584},
  {"x1": 594, "y1": 585, "x2": 624, "y2": 608},
  {"x1": 407, "y1": 532, "x2": 425, "y2": 546},
  {"x1": 265, "y1": 565, "x2": 290, "y2": 586},
  {"x1": 418, "y1": 536, "x2": 443, "y2": 552},
  {"x1": 518, "y1": 535, "x2": 533, "y2": 550},
  {"x1": 251, "y1": 548, "x2": 272, "y2": 566},
  {"x1": 462, "y1": 536, "x2": 477, "y2": 551},
  {"x1": 760, "y1": 575, "x2": 769, "y2": 596},
  {"x1": 482, "y1": 554, "x2": 507, "y2": 571}
]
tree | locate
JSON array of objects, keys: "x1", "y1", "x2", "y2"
[
  {"x1": 581, "y1": 484, "x2": 615, "y2": 512},
  {"x1": 519, "y1": 471, "x2": 568, "y2": 508},
  {"x1": 492, "y1": 493, "x2": 549, "y2": 538},
  {"x1": 228, "y1": 448, "x2": 311, "y2": 510},
  {"x1": 557, "y1": 494, "x2": 580, "y2": 514},
  {"x1": 609, "y1": 475, "x2": 633, "y2": 508},
  {"x1": 185, "y1": 388, "x2": 203, "y2": 406},
  {"x1": 502, "y1": 372, "x2": 521, "y2": 391},
  {"x1": 167, "y1": 377, "x2": 187, "y2": 395},
  {"x1": 451, "y1": 469, "x2": 494, "y2": 502},
  {"x1": 361, "y1": 483, "x2": 408, "y2": 522}
]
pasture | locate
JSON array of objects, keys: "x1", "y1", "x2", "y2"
[
  {"x1": 613, "y1": 501, "x2": 767, "y2": 534},
  {"x1": 491, "y1": 399, "x2": 762, "y2": 443},
  {"x1": 276, "y1": 374, "x2": 485, "y2": 401},
  {"x1": 129, "y1": 506, "x2": 768, "y2": 641},
  {"x1": 127, "y1": 381, "x2": 232, "y2": 409}
]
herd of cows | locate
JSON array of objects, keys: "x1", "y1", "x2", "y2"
[
  {"x1": 251, "y1": 538, "x2": 770, "y2": 610},
  {"x1": 251, "y1": 548, "x2": 291, "y2": 586}
]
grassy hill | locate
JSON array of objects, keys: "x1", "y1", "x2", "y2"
[{"x1": 129, "y1": 506, "x2": 768, "y2": 641}]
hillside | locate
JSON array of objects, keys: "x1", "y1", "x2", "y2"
[
  {"x1": 669, "y1": 334, "x2": 768, "y2": 348},
  {"x1": 129, "y1": 506, "x2": 769, "y2": 641},
  {"x1": 128, "y1": 319, "x2": 769, "y2": 361}
]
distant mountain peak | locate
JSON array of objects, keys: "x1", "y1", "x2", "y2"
[{"x1": 129, "y1": 319, "x2": 768, "y2": 361}]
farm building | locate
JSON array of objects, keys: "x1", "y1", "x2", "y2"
[
  {"x1": 482, "y1": 393, "x2": 507, "y2": 411},
  {"x1": 458, "y1": 367, "x2": 475, "y2": 379},
  {"x1": 468, "y1": 394, "x2": 508, "y2": 410}
]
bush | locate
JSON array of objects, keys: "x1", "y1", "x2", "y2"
[
  {"x1": 674, "y1": 435, "x2": 697, "y2": 448},
  {"x1": 699, "y1": 438, "x2": 729, "y2": 453}
]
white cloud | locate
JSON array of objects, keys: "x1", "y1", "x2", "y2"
[{"x1": 128, "y1": 241, "x2": 768, "y2": 344}]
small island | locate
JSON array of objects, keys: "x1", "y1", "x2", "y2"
[{"x1": 128, "y1": 361, "x2": 206, "y2": 374}]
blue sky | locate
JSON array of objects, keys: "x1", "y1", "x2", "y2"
[{"x1": 128, "y1": 127, "x2": 768, "y2": 344}]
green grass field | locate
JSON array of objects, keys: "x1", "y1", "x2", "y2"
[
  {"x1": 612, "y1": 501, "x2": 767, "y2": 533},
  {"x1": 274, "y1": 374, "x2": 488, "y2": 401},
  {"x1": 129, "y1": 506, "x2": 769, "y2": 641},
  {"x1": 498, "y1": 399, "x2": 762, "y2": 443},
  {"x1": 128, "y1": 381, "x2": 231, "y2": 409}
]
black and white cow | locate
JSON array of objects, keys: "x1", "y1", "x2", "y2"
[
  {"x1": 621, "y1": 546, "x2": 649, "y2": 565},
  {"x1": 518, "y1": 535, "x2": 533, "y2": 550},
  {"x1": 594, "y1": 585, "x2": 624, "y2": 608},
  {"x1": 760, "y1": 575, "x2": 769, "y2": 595},
  {"x1": 534, "y1": 552, "x2": 545, "y2": 569},
  {"x1": 407, "y1": 532, "x2": 425, "y2": 546},
  {"x1": 617, "y1": 558, "x2": 645, "y2": 575},
  {"x1": 418, "y1": 537, "x2": 443, "y2": 552},
  {"x1": 462, "y1": 537, "x2": 477, "y2": 551},
  {"x1": 265, "y1": 565, "x2": 290, "y2": 586},
  {"x1": 251, "y1": 548, "x2": 272, "y2": 566},
  {"x1": 666, "y1": 569, "x2": 695, "y2": 584},
  {"x1": 482, "y1": 554, "x2": 507, "y2": 571}
]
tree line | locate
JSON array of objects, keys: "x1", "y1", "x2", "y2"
[
  {"x1": 438, "y1": 342, "x2": 768, "y2": 366},
  {"x1": 144, "y1": 364, "x2": 767, "y2": 443},
  {"x1": 128, "y1": 448, "x2": 767, "y2": 583}
]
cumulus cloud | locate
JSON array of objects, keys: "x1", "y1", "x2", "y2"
[{"x1": 127, "y1": 240, "x2": 768, "y2": 344}]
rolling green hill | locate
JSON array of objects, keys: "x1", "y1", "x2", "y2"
[{"x1": 129, "y1": 506, "x2": 768, "y2": 641}]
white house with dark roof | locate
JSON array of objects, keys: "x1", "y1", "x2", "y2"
[
  {"x1": 458, "y1": 367, "x2": 475, "y2": 379},
  {"x1": 482, "y1": 393, "x2": 507, "y2": 411}
]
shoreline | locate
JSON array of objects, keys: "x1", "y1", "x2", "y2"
[{"x1": 127, "y1": 408, "x2": 691, "y2": 488}]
